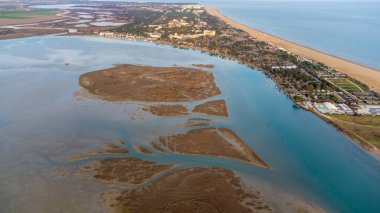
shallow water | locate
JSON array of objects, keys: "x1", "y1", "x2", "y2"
[
  {"x1": 0, "y1": 36, "x2": 380, "y2": 212},
  {"x1": 90, "y1": 21, "x2": 125, "y2": 26}
]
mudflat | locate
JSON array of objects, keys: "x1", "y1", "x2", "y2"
[
  {"x1": 79, "y1": 64, "x2": 221, "y2": 102},
  {"x1": 103, "y1": 167, "x2": 271, "y2": 213},
  {"x1": 0, "y1": 28, "x2": 66, "y2": 40},
  {"x1": 69, "y1": 140, "x2": 128, "y2": 161},
  {"x1": 185, "y1": 118, "x2": 212, "y2": 127},
  {"x1": 135, "y1": 146, "x2": 152, "y2": 154},
  {"x1": 83, "y1": 157, "x2": 173, "y2": 184},
  {"x1": 153, "y1": 127, "x2": 270, "y2": 168},
  {"x1": 143, "y1": 104, "x2": 189, "y2": 116},
  {"x1": 193, "y1": 99, "x2": 228, "y2": 117}
]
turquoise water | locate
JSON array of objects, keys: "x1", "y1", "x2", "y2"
[{"x1": 0, "y1": 36, "x2": 379, "y2": 212}]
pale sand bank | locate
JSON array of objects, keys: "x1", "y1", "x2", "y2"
[{"x1": 205, "y1": 6, "x2": 380, "y2": 93}]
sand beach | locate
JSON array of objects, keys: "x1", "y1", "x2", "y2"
[{"x1": 205, "y1": 6, "x2": 380, "y2": 93}]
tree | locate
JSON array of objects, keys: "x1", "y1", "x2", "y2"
[
  {"x1": 161, "y1": 33, "x2": 169, "y2": 39},
  {"x1": 293, "y1": 96, "x2": 303, "y2": 102},
  {"x1": 306, "y1": 85, "x2": 314, "y2": 94}
]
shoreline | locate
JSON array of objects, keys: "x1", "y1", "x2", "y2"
[
  {"x1": 75, "y1": 34, "x2": 380, "y2": 158},
  {"x1": 205, "y1": 6, "x2": 380, "y2": 94},
  {"x1": 308, "y1": 106, "x2": 380, "y2": 158},
  {"x1": 1, "y1": 4, "x2": 378, "y2": 158}
]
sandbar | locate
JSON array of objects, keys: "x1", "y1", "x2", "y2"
[{"x1": 205, "y1": 6, "x2": 380, "y2": 93}]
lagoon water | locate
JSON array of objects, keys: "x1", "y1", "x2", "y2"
[{"x1": 0, "y1": 36, "x2": 380, "y2": 212}]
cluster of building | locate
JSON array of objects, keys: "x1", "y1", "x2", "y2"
[
  {"x1": 271, "y1": 65, "x2": 297, "y2": 70},
  {"x1": 98, "y1": 29, "x2": 216, "y2": 41},
  {"x1": 95, "y1": 3, "x2": 380, "y2": 117},
  {"x1": 310, "y1": 102, "x2": 354, "y2": 115},
  {"x1": 98, "y1": 4, "x2": 216, "y2": 41},
  {"x1": 280, "y1": 54, "x2": 380, "y2": 116},
  {"x1": 168, "y1": 30, "x2": 216, "y2": 39},
  {"x1": 98, "y1": 31, "x2": 146, "y2": 41},
  {"x1": 304, "y1": 101, "x2": 380, "y2": 116}
]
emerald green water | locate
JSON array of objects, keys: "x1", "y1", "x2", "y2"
[{"x1": 0, "y1": 36, "x2": 379, "y2": 212}]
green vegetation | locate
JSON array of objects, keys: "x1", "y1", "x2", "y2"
[
  {"x1": 328, "y1": 115, "x2": 380, "y2": 149},
  {"x1": 0, "y1": 9, "x2": 56, "y2": 19}
]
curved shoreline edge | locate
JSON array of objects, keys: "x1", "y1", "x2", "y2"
[{"x1": 205, "y1": 6, "x2": 380, "y2": 93}]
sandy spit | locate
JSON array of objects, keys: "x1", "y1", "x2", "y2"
[{"x1": 205, "y1": 6, "x2": 380, "y2": 93}]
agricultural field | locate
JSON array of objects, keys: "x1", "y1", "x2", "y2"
[
  {"x1": 327, "y1": 78, "x2": 364, "y2": 93},
  {"x1": 0, "y1": 9, "x2": 56, "y2": 19}
]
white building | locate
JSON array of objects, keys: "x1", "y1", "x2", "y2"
[
  {"x1": 182, "y1": 4, "x2": 202, "y2": 10},
  {"x1": 148, "y1": 33, "x2": 162, "y2": 38},
  {"x1": 99, "y1": 31, "x2": 114, "y2": 37},
  {"x1": 203, "y1": 30, "x2": 216, "y2": 36},
  {"x1": 338, "y1": 104, "x2": 354, "y2": 115},
  {"x1": 323, "y1": 102, "x2": 338, "y2": 111},
  {"x1": 357, "y1": 105, "x2": 380, "y2": 115},
  {"x1": 314, "y1": 102, "x2": 344, "y2": 114},
  {"x1": 271, "y1": 65, "x2": 298, "y2": 70}
]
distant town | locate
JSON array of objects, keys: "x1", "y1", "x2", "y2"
[{"x1": 92, "y1": 3, "x2": 380, "y2": 116}]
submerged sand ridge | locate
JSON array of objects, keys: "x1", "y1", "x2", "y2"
[{"x1": 79, "y1": 64, "x2": 221, "y2": 102}]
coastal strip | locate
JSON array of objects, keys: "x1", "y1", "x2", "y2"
[{"x1": 205, "y1": 6, "x2": 380, "y2": 93}]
